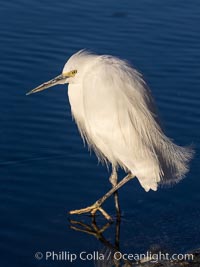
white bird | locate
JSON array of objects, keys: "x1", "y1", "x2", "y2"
[{"x1": 27, "y1": 50, "x2": 193, "y2": 220}]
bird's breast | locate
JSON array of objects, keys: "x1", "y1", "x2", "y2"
[{"x1": 68, "y1": 84, "x2": 85, "y2": 122}]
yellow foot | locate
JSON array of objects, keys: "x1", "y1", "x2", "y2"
[{"x1": 69, "y1": 203, "x2": 112, "y2": 221}]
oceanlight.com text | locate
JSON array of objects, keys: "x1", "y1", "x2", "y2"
[{"x1": 113, "y1": 251, "x2": 194, "y2": 263}]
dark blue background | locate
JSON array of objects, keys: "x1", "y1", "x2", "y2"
[{"x1": 0, "y1": 0, "x2": 199, "y2": 266}]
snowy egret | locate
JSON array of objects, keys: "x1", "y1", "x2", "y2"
[{"x1": 27, "y1": 50, "x2": 193, "y2": 220}]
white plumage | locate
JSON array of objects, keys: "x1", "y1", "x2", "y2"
[{"x1": 64, "y1": 50, "x2": 193, "y2": 192}]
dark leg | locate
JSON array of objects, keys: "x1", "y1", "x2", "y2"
[
  {"x1": 69, "y1": 173, "x2": 135, "y2": 221},
  {"x1": 109, "y1": 167, "x2": 121, "y2": 218}
]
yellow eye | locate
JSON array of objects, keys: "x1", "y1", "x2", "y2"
[
  {"x1": 63, "y1": 70, "x2": 77, "y2": 77},
  {"x1": 73, "y1": 70, "x2": 77, "y2": 74}
]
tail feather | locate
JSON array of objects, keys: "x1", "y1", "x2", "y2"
[
  {"x1": 155, "y1": 138, "x2": 194, "y2": 186},
  {"x1": 128, "y1": 138, "x2": 194, "y2": 192}
]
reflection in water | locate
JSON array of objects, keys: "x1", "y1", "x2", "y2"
[
  {"x1": 69, "y1": 216, "x2": 132, "y2": 267},
  {"x1": 69, "y1": 216, "x2": 197, "y2": 267}
]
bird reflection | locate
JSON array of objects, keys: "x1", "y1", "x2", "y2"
[
  {"x1": 69, "y1": 215, "x2": 197, "y2": 267},
  {"x1": 69, "y1": 216, "x2": 132, "y2": 267}
]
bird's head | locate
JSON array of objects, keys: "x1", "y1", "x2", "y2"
[{"x1": 26, "y1": 50, "x2": 96, "y2": 95}]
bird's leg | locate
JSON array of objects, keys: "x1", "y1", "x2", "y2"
[
  {"x1": 69, "y1": 173, "x2": 135, "y2": 221},
  {"x1": 109, "y1": 167, "x2": 121, "y2": 218},
  {"x1": 95, "y1": 173, "x2": 134, "y2": 209}
]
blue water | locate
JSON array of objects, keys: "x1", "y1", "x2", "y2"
[{"x1": 0, "y1": 0, "x2": 200, "y2": 266}]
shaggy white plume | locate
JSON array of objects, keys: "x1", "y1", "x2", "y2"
[{"x1": 66, "y1": 50, "x2": 193, "y2": 192}]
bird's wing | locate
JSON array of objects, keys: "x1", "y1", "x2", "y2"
[
  {"x1": 81, "y1": 56, "x2": 193, "y2": 192},
  {"x1": 81, "y1": 56, "x2": 163, "y2": 191}
]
